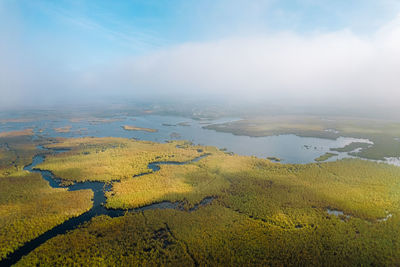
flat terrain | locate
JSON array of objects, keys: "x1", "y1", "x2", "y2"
[
  {"x1": 122, "y1": 125, "x2": 158, "y2": 132},
  {"x1": 2, "y1": 136, "x2": 398, "y2": 265},
  {"x1": 205, "y1": 115, "x2": 400, "y2": 160},
  {"x1": 37, "y1": 138, "x2": 206, "y2": 182},
  {"x1": 330, "y1": 142, "x2": 372, "y2": 153},
  {"x1": 315, "y1": 152, "x2": 338, "y2": 162},
  {"x1": 54, "y1": 126, "x2": 72, "y2": 133},
  {"x1": 0, "y1": 129, "x2": 36, "y2": 176},
  {"x1": 0, "y1": 131, "x2": 93, "y2": 261}
]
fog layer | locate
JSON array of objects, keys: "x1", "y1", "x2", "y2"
[
  {"x1": 84, "y1": 16, "x2": 400, "y2": 110},
  {"x1": 1, "y1": 2, "x2": 400, "y2": 112}
]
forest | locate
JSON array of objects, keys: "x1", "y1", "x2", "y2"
[
  {"x1": 2, "y1": 0, "x2": 400, "y2": 264},
  {"x1": 37, "y1": 138, "x2": 205, "y2": 182},
  {"x1": 0, "y1": 135, "x2": 397, "y2": 265},
  {"x1": 0, "y1": 131, "x2": 93, "y2": 261}
]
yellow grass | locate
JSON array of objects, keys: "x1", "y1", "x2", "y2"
[
  {"x1": 0, "y1": 171, "x2": 93, "y2": 260},
  {"x1": 7, "y1": 136, "x2": 400, "y2": 265},
  {"x1": 122, "y1": 125, "x2": 158, "y2": 132},
  {"x1": 37, "y1": 138, "x2": 208, "y2": 182},
  {"x1": 54, "y1": 126, "x2": 72, "y2": 133},
  {"x1": 0, "y1": 129, "x2": 33, "y2": 138}
]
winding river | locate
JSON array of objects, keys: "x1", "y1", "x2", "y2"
[{"x1": 1, "y1": 146, "x2": 212, "y2": 266}]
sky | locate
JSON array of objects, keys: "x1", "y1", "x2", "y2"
[{"x1": 1, "y1": 0, "x2": 400, "y2": 111}]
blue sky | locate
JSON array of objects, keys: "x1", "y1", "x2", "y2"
[
  {"x1": 1, "y1": 0, "x2": 400, "y2": 108},
  {"x1": 4, "y1": 0, "x2": 400, "y2": 67}
]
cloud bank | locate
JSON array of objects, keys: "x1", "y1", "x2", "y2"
[
  {"x1": 91, "y1": 15, "x2": 400, "y2": 109},
  {"x1": 1, "y1": 0, "x2": 400, "y2": 112}
]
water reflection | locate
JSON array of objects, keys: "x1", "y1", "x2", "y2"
[{"x1": 2, "y1": 115, "x2": 374, "y2": 164}]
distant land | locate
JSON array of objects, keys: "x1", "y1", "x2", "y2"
[{"x1": 122, "y1": 125, "x2": 158, "y2": 133}]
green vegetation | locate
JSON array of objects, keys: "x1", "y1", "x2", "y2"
[
  {"x1": 331, "y1": 142, "x2": 372, "y2": 152},
  {"x1": 0, "y1": 133, "x2": 93, "y2": 260},
  {"x1": 177, "y1": 122, "x2": 190, "y2": 127},
  {"x1": 267, "y1": 156, "x2": 281, "y2": 162},
  {"x1": 0, "y1": 172, "x2": 93, "y2": 260},
  {"x1": 39, "y1": 137, "x2": 400, "y2": 220},
  {"x1": 351, "y1": 135, "x2": 400, "y2": 160},
  {"x1": 0, "y1": 128, "x2": 34, "y2": 138},
  {"x1": 37, "y1": 138, "x2": 207, "y2": 182},
  {"x1": 0, "y1": 129, "x2": 36, "y2": 176},
  {"x1": 122, "y1": 125, "x2": 158, "y2": 132},
  {"x1": 205, "y1": 115, "x2": 400, "y2": 160},
  {"x1": 106, "y1": 157, "x2": 228, "y2": 210},
  {"x1": 18, "y1": 202, "x2": 400, "y2": 266},
  {"x1": 54, "y1": 126, "x2": 72, "y2": 133},
  {"x1": 204, "y1": 116, "x2": 337, "y2": 138},
  {"x1": 90, "y1": 118, "x2": 124, "y2": 124},
  {"x1": 315, "y1": 152, "x2": 338, "y2": 162},
  {"x1": 16, "y1": 213, "x2": 195, "y2": 266},
  {"x1": 4, "y1": 136, "x2": 400, "y2": 265},
  {"x1": 17, "y1": 141, "x2": 400, "y2": 265},
  {"x1": 0, "y1": 119, "x2": 35, "y2": 123}
]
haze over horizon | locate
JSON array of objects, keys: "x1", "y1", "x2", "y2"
[{"x1": 1, "y1": 0, "x2": 400, "y2": 113}]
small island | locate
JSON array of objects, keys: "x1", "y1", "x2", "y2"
[
  {"x1": 177, "y1": 122, "x2": 191, "y2": 127},
  {"x1": 54, "y1": 126, "x2": 72, "y2": 133},
  {"x1": 0, "y1": 128, "x2": 34, "y2": 138},
  {"x1": 122, "y1": 125, "x2": 158, "y2": 133},
  {"x1": 267, "y1": 156, "x2": 281, "y2": 162},
  {"x1": 315, "y1": 152, "x2": 338, "y2": 162}
]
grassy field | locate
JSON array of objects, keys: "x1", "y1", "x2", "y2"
[
  {"x1": 266, "y1": 156, "x2": 281, "y2": 162},
  {"x1": 17, "y1": 203, "x2": 400, "y2": 266},
  {"x1": 0, "y1": 128, "x2": 34, "y2": 138},
  {"x1": 315, "y1": 152, "x2": 338, "y2": 162},
  {"x1": 330, "y1": 142, "x2": 372, "y2": 152},
  {"x1": 0, "y1": 172, "x2": 93, "y2": 260},
  {"x1": 54, "y1": 126, "x2": 72, "y2": 133},
  {"x1": 0, "y1": 132, "x2": 93, "y2": 261},
  {"x1": 17, "y1": 154, "x2": 400, "y2": 265},
  {"x1": 37, "y1": 137, "x2": 400, "y2": 220},
  {"x1": 122, "y1": 125, "x2": 158, "y2": 132},
  {"x1": 16, "y1": 136, "x2": 400, "y2": 265},
  {"x1": 0, "y1": 129, "x2": 37, "y2": 177},
  {"x1": 37, "y1": 138, "x2": 206, "y2": 182},
  {"x1": 105, "y1": 157, "x2": 229, "y2": 210},
  {"x1": 204, "y1": 115, "x2": 400, "y2": 160}
]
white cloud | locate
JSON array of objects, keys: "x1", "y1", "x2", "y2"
[
  {"x1": 88, "y1": 15, "x2": 400, "y2": 109},
  {"x1": 1, "y1": 1, "x2": 400, "y2": 112}
]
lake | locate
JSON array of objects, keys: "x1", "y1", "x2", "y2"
[{"x1": 0, "y1": 114, "x2": 374, "y2": 164}]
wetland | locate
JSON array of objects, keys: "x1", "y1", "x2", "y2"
[{"x1": 1, "y1": 111, "x2": 400, "y2": 266}]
